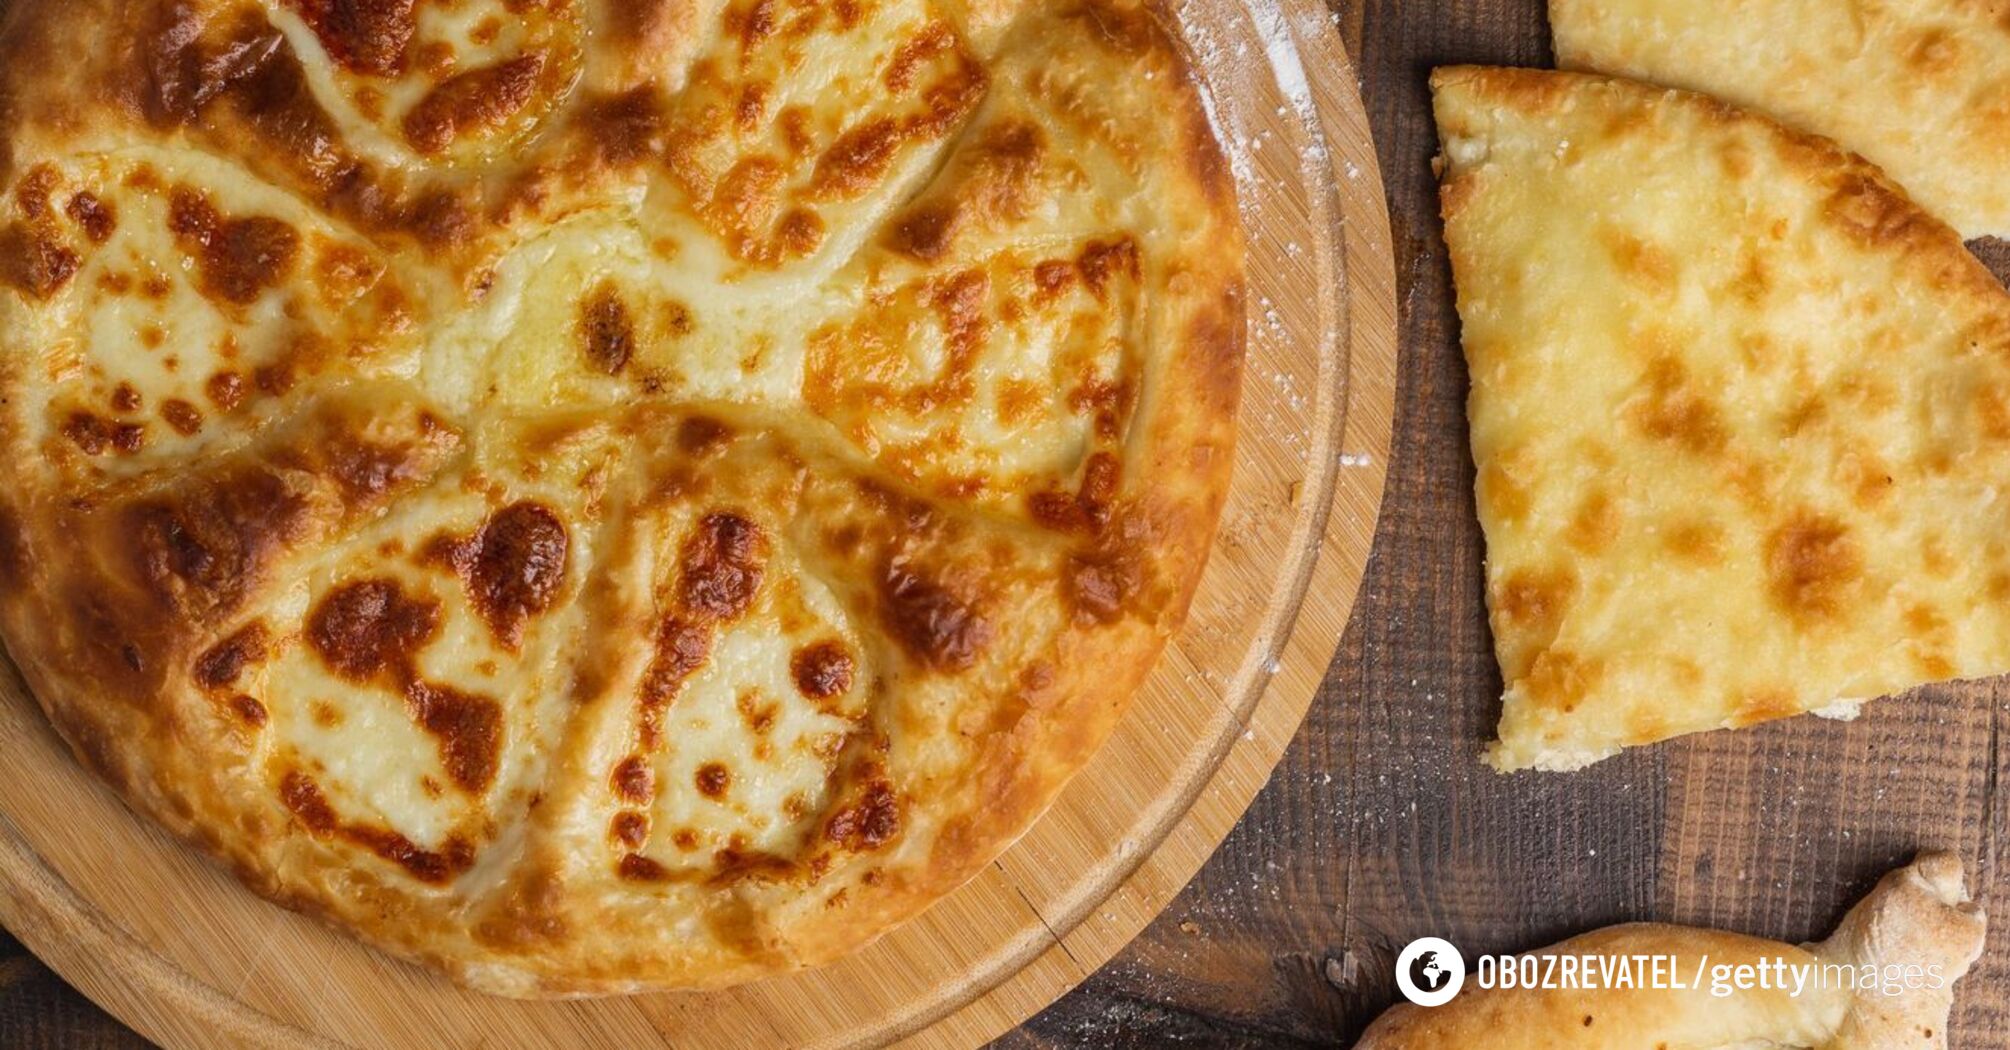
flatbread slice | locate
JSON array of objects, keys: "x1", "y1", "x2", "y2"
[
  {"x1": 1551, "y1": 0, "x2": 2010, "y2": 240},
  {"x1": 1433, "y1": 66, "x2": 2010, "y2": 771}
]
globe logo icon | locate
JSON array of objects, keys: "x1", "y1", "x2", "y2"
[
  {"x1": 1395, "y1": 937, "x2": 1466, "y2": 1007},
  {"x1": 1415, "y1": 951, "x2": 1449, "y2": 991}
]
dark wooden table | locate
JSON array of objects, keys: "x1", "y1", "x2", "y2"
[{"x1": 6, "y1": 1, "x2": 2005, "y2": 1046}]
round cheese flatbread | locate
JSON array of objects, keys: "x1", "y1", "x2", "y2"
[{"x1": 0, "y1": 0, "x2": 1242, "y2": 994}]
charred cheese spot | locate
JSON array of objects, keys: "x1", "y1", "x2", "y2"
[
  {"x1": 63, "y1": 412, "x2": 119, "y2": 456},
  {"x1": 578, "y1": 282, "x2": 636, "y2": 375},
  {"x1": 288, "y1": 0, "x2": 419, "y2": 76},
  {"x1": 1077, "y1": 238, "x2": 1139, "y2": 299},
  {"x1": 790, "y1": 641, "x2": 855, "y2": 699},
  {"x1": 305, "y1": 578, "x2": 504, "y2": 793},
  {"x1": 1731, "y1": 686, "x2": 1799, "y2": 727},
  {"x1": 404, "y1": 189, "x2": 474, "y2": 249},
  {"x1": 884, "y1": 115, "x2": 1045, "y2": 259},
  {"x1": 824, "y1": 775, "x2": 899, "y2": 850},
  {"x1": 736, "y1": 689, "x2": 778, "y2": 734},
  {"x1": 1628, "y1": 355, "x2": 1725, "y2": 454},
  {"x1": 1665, "y1": 520, "x2": 1725, "y2": 563},
  {"x1": 160, "y1": 398, "x2": 203, "y2": 436},
  {"x1": 639, "y1": 617, "x2": 711, "y2": 749},
  {"x1": 618, "y1": 853, "x2": 671, "y2": 881},
  {"x1": 166, "y1": 187, "x2": 301, "y2": 305},
  {"x1": 15, "y1": 166, "x2": 57, "y2": 218},
  {"x1": 207, "y1": 34, "x2": 358, "y2": 192},
  {"x1": 280, "y1": 770, "x2": 476, "y2": 883},
  {"x1": 680, "y1": 512, "x2": 766, "y2": 621},
  {"x1": 402, "y1": 53, "x2": 548, "y2": 154},
  {"x1": 127, "y1": 465, "x2": 309, "y2": 621},
  {"x1": 406, "y1": 681, "x2": 503, "y2": 793},
  {"x1": 678, "y1": 416, "x2": 731, "y2": 453},
  {"x1": 1764, "y1": 512, "x2": 1863, "y2": 625},
  {"x1": 256, "y1": 365, "x2": 295, "y2": 396},
  {"x1": 612, "y1": 755, "x2": 654, "y2": 803},
  {"x1": 193, "y1": 622, "x2": 269, "y2": 690},
  {"x1": 429, "y1": 502, "x2": 570, "y2": 650},
  {"x1": 229, "y1": 693, "x2": 269, "y2": 726},
  {"x1": 1522, "y1": 651, "x2": 1604, "y2": 715},
  {"x1": 0, "y1": 221, "x2": 78, "y2": 299},
  {"x1": 1032, "y1": 259, "x2": 1074, "y2": 298},
  {"x1": 1564, "y1": 490, "x2": 1619, "y2": 554},
  {"x1": 316, "y1": 420, "x2": 453, "y2": 501},
  {"x1": 611, "y1": 811, "x2": 649, "y2": 848},
  {"x1": 879, "y1": 557, "x2": 989, "y2": 670},
  {"x1": 65, "y1": 193, "x2": 115, "y2": 242},
  {"x1": 1071, "y1": 375, "x2": 1139, "y2": 444},
  {"x1": 1493, "y1": 565, "x2": 1577, "y2": 684},
  {"x1": 728, "y1": 0, "x2": 778, "y2": 52},
  {"x1": 1030, "y1": 452, "x2": 1121, "y2": 532},
  {"x1": 694, "y1": 761, "x2": 731, "y2": 799},
  {"x1": 710, "y1": 846, "x2": 796, "y2": 885},
  {"x1": 577, "y1": 87, "x2": 668, "y2": 168},
  {"x1": 1497, "y1": 566, "x2": 1576, "y2": 633},
  {"x1": 131, "y1": 14, "x2": 357, "y2": 200},
  {"x1": 809, "y1": 119, "x2": 905, "y2": 199},
  {"x1": 279, "y1": 768, "x2": 339, "y2": 832},
  {"x1": 1597, "y1": 225, "x2": 1678, "y2": 295},
  {"x1": 307, "y1": 578, "x2": 440, "y2": 681}
]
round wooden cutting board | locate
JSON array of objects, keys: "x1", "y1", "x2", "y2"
[{"x1": 0, "y1": 0, "x2": 1396, "y2": 1045}]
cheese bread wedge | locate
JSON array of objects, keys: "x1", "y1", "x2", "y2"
[
  {"x1": 1434, "y1": 66, "x2": 2010, "y2": 771},
  {"x1": 1551, "y1": 0, "x2": 2010, "y2": 240}
]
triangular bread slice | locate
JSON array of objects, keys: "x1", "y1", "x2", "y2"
[
  {"x1": 1433, "y1": 66, "x2": 2010, "y2": 771},
  {"x1": 1551, "y1": 0, "x2": 2010, "y2": 239}
]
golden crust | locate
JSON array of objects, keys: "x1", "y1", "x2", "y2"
[
  {"x1": 0, "y1": 0, "x2": 1242, "y2": 994},
  {"x1": 1551, "y1": 0, "x2": 2010, "y2": 240},
  {"x1": 1434, "y1": 66, "x2": 2010, "y2": 770},
  {"x1": 1357, "y1": 854, "x2": 1987, "y2": 1049}
]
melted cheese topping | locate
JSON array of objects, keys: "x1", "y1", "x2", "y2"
[
  {"x1": 1552, "y1": 0, "x2": 2010, "y2": 240},
  {"x1": 1435, "y1": 67, "x2": 2010, "y2": 770},
  {"x1": 18, "y1": 148, "x2": 402, "y2": 474},
  {"x1": 270, "y1": 0, "x2": 582, "y2": 163}
]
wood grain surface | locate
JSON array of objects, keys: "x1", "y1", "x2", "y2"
[{"x1": 7, "y1": 1, "x2": 2007, "y2": 1047}]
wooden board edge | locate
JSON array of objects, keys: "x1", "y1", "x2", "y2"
[{"x1": 0, "y1": 805, "x2": 338, "y2": 1050}]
